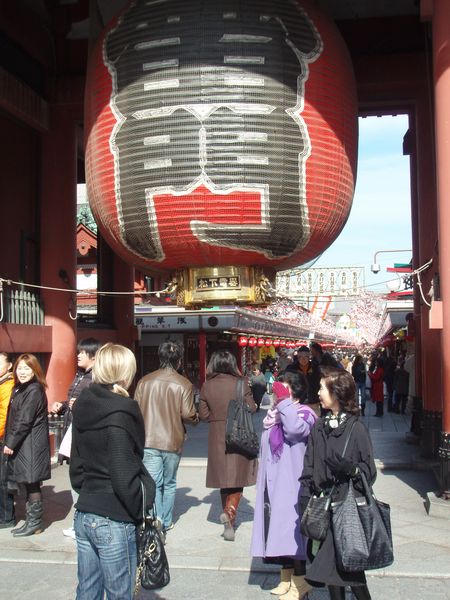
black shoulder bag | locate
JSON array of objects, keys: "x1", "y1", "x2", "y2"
[
  {"x1": 135, "y1": 482, "x2": 170, "y2": 595},
  {"x1": 331, "y1": 471, "x2": 394, "y2": 572},
  {"x1": 225, "y1": 378, "x2": 259, "y2": 459},
  {"x1": 300, "y1": 419, "x2": 357, "y2": 542}
]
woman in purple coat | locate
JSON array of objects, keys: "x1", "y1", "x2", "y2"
[{"x1": 251, "y1": 373, "x2": 317, "y2": 600}]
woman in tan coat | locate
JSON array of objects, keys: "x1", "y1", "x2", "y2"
[{"x1": 199, "y1": 350, "x2": 257, "y2": 541}]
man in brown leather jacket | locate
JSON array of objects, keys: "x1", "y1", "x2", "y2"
[{"x1": 135, "y1": 341, "x2": 198, "y2": 534}]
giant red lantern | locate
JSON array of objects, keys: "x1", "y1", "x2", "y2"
[{"x1": 85, "y1": 0, "x2": 357, "y2": 305}]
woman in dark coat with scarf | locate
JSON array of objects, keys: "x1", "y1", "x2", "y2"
[
  {"x1": 3, "y1": 353, "x2": 51, "y2": 537},
  {"x1": 199, "y1": 350, "x2": 257, "y2": 542},
  {"x1": 300, "y1": 367, "x2": 376, "y2": 600}
]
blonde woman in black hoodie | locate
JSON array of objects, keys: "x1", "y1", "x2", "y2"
[{"x1": 70, "y1": 343, "x2": 155, "y2": 600}]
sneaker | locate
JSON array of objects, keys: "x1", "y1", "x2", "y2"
[
  {"x1": 63, "y1": 527, "x2": 76, "y2": 540},
  {"x1": 0, "y1": 520, "x2": 16, "y2": 529}
]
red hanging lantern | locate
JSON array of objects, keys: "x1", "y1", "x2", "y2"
[
  {"x1": 238, "y1": 336, "x2": 248, "y2": 347},
  {"x1": 265, "y1": 338, "x2": 273, "y2": 347},
  {"x1": 286, "y1": 341, "x2": 294, "y2": 348},
  {"x1": 257, "y1": 338, "x2": 265, "y2": 347},
  {"x1": 248, "y1": 337, "x2": 257, "y2": 347},
  {"x1": 279, "y1": 340, "x2": 287, "y2": 347},
  {"x1": 85, "y1": 0, "x2": 358, "y2": 293},
  {"x1": 273, "y1": 339, "x2": 281, "y2": 347}
]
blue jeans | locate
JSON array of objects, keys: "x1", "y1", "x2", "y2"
[
  {"x1": 74, "y1": 511, "x2": 136, "y2": 600},
  {"x1": 143, "y1": 448, "x2": 181, "y2": 530}
]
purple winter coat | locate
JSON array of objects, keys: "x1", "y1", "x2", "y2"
[{"x1": 251, "y1": 399, "x2": 317, "y2": 559}]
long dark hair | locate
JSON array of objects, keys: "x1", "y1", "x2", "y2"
[
  {"x1": 353, "y1": 354, "x2": 364, "y2": 366},
  {"x1": 206, "y1": 350, "x2": 241, "y2": 378},
  {"x1": 320, "y1": 367, "x2": 359, "y2": 415}
]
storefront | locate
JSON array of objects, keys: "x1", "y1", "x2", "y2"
[{"x1": 135, "y1": 306, "x2": 314, "y2": 393}]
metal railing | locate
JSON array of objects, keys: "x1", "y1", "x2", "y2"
[
  {"x1": 48, "y1": 415, "x2": 65, "y2": 457},
  {"x1": 1, "y1": 284, "x2": 44, "y2": 325}
]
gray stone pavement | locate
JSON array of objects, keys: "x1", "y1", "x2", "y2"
[{"x1": 0, "y1": 400, "x2": 449, "y2": 599}]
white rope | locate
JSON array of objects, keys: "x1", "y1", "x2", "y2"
[{"x1": 0, "y1": 277, "x2": 172, "y2": 297}]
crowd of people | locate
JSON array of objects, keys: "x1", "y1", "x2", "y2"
[
  {"x1": 0, "y1": 339, "x2": 408, "y2": 599},
  {"x1": 250, "y1": 345, "x2": 413, "y2": 419}
]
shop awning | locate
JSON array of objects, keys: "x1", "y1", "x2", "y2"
[{"x1": 383, "y1": 310, "x2": 410, "y2": 333}]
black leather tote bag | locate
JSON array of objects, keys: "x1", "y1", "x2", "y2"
[
  {"x1": 135, "y1": 483, "x2": 170, "y2": 593},
  {"x1": 331, "y1": 471, "x2": 394, "y2": 572},
  {"x1": 225, "y1": 378, "x2": 259, "y2": 459}
]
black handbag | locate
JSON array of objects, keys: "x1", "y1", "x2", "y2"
[
  {"x1": 225, "y1": 378, "x2": 259, "y2": 459},
  {"x1": 300, "y1": 493, "x2": 332, "y2": 541},
  {"x1": 331, "y1": 471, "x2": 394, "y2": 572},
  {"x1": 135, "y1": 483, "x2": 170, "y2": 594},
  {"x1": 300, "y1": 420, "x2": 356, "y2": 541}
]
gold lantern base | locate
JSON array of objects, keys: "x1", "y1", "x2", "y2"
[{"x1": 175, "y1": 266, "x2": 276, "y2": 307}]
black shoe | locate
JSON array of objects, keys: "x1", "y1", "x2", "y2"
[{"x1": 0, "y1": 520, "x2": 16, "y2": 529}]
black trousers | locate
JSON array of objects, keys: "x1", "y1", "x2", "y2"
[
  {"x1": 375, "y1": 400, "x2": 384, "y2": 416},
  {"x1": 0, "y1": 448, "x2": 15, "y2": 523}
]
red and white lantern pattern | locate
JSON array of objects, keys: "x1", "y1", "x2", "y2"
[{"x1": 85, "y1": 0, "x2": 358, "y2": 273}]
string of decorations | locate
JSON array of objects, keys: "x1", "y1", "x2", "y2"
[{"x1": 249, "y1": 294, "x2": 385, "y2": 347}]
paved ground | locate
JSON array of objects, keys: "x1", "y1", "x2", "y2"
[{"x1": 0, "y1": 400, "x2": 449, "y2": 600}]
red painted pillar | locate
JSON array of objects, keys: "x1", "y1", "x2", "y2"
[
  {"x1": 40, "y1": 106, "x2": 77, "y2": 406},
  {"x1": 406, "y1": 111, "x2": 422, "y2": 424},
  {"x1": 433, "y1": 0, "x2": 450, "y2": 434},
  {"x1": 414, "y1": 93, "x2": 440, "y2": 412}
]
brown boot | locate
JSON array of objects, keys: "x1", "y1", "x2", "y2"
[{"x1": 220, "y1": 491, "x2": 242, "y2": 541}]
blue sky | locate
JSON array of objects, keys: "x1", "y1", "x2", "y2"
[{"x1": 312, "y1": 114, "x2": 413, "y2": 293}]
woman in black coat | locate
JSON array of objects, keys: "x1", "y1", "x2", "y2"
[
  {"x1": 300, "y1": 367, "x2": 376, "y2": 600},
  {"x1": 3, "y1": 353, "x2": 51, "y2": 537},
  {"x1": 70, "y1": 343, "x2": 155, "y2": 600}
]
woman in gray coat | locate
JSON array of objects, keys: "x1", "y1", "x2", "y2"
[
  {"x1": 199, "y1": 350, "x2": 257, "y2": 541},
  {"x1": 3, "y1": 353, "x2": 51, "y2": 537}
]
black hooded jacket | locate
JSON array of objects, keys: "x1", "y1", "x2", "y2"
[{"x1": 70, "y1": 383, "x2": 155, "y2": 523}]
